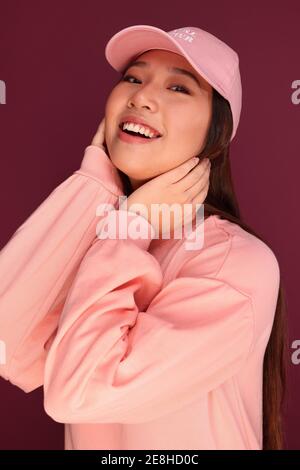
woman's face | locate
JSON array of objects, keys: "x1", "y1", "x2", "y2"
[{"x1": 104, "y1": 49, "x2": 213, "y2": 190}]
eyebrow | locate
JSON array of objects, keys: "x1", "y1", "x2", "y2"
[{"x1": 124, "y1": 60, "x2": 202, "y2": 89}]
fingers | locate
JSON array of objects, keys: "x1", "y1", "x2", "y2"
[
  {"x1": 189, "y1": 177, "x2": 210, "y2": 205},
  {"x1": 177, "y1": 158, "x2": 211, "y2": 193},
  {"x1": 180, "y1": 178, "x2": 209, "y2": 228},
  {"x1": 91, "y1": 117, "x2": 105, "y2": 147},
  {"x1": 163, "y1": 156, "x2": 201, "y2": 184},
  {"x1": 181, "y1": 159, "x2": 210, "y2": 212}
]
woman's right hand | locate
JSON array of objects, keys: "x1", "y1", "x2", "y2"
[{"x1": 120, "y1": 156, "x2": 211, "y2": 238}]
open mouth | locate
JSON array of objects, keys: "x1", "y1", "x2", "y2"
[{"x1": 118, "y1": 123, "x2": 161, "y2": 139}]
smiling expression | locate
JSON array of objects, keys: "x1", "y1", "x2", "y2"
[{"x1": 104, "y1": 49, "x2": 213, "y2": 190}]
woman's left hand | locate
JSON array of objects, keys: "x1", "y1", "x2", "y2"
[{"x1": 91, "y1": 116, "x2": 108, "y2": 153}]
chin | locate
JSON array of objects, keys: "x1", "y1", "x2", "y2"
[{"x1": 111, "y1": 157, "x2": 148, "y2": 176}]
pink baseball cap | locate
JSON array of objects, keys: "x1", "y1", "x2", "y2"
[{"x1": 104, "y1": 25, "x2": 242, "y2": 142}]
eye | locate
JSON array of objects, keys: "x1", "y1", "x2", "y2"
[
  {"x1": 169, "y1": 84, "x2": 190, "y2": 95},
  {"x1": 121, "y1": 74, "x2": 191, "y2": 95},
  {"x1": 122, "y1": 74, "x2": 139, "y2": 84}
]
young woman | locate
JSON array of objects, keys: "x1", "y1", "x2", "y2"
[{"x1": 0, "y1": 25, "x2": 288, "y2": 450}]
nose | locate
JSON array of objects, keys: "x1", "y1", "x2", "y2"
[{"x1": 127, "y1": 83, "x2": 159, "y2": 111}]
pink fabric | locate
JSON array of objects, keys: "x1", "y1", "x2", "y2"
[
  {"x1": 0, "y1": 145, "x2": 123, "y2": 391},
  {"x1": 0, "y1": 146, "x2": 280, "y2": 450}
]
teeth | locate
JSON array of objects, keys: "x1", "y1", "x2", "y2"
[{"x1": 122, "y1": 122, "x2": 156, "y2": 138}]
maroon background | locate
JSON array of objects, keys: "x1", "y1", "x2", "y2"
[{"x1": 0, "y1": 0, "x2": 299, "y2": 450}]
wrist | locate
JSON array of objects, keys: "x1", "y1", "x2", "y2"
[{"x1": 119, "y1": 196, "x2": 150, "y2": 225}]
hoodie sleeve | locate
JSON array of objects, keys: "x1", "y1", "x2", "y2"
[
  {"x1": 43, "y1": 209, "x2": 255, "y2": 424},
  {"x1": 0, "y1": 145, "x2": 124, "y2": 393}
]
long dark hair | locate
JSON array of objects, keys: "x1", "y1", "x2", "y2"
[{"x1": 117, "y1": 88, "x2": 289, "y2": 450}]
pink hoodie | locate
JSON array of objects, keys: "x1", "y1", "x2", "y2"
[{"x1": 0, "y1": 145, "x2": 280, "y2": 450}]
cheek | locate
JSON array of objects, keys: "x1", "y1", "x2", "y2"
[
  {"x1": 179, "y1": 109, "x2": 210, "y2": 146},
  {"x1": 170, "y1": 111, "x2": 202, "y2": 142},
  {"x1": 168, "y1": 122, "x2": 199, "y2": 153}
]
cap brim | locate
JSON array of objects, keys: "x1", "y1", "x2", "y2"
[{"x1": 104, "y1": 24, "x2": 208, "y2": 84}]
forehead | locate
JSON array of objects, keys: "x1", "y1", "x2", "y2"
[
  {"x1": 127, "y1": 49, "x2": 212, "y2": 91},
  {"x1": 137, "y1": 49, "x2": 192, "y2": 67}
]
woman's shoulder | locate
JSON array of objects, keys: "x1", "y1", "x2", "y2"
[
  {"x1": 207, "y1": 216, "x2": 280, "y2": 296},
  {"x1": 212, "y1": 214, "x2": 280, "y2": 283},
  {"x1": 178, "y1": 214, "x2": 280, "y2": 298},
  {"x1": 174, "y1": 214, "x2": 281, "y2": 342}
]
